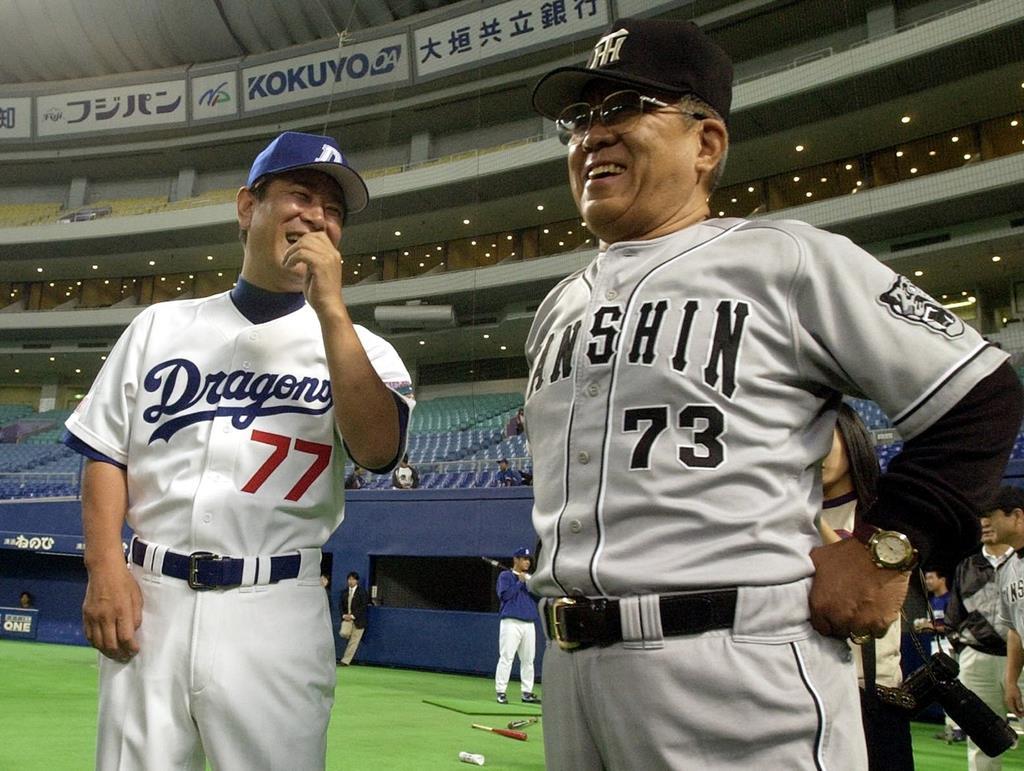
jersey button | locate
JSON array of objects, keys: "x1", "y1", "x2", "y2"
[
  {"x1": 242, "y1": 360, "x2": 252, "y2": 369},
  {"x1": 605, "y1": 290, "x2": 618, "y2": 300},
  {"x1": 202, "y1": 513, "x2": 212, "y2": 523},
  {"x1": 586, "y1": 383, "x2": 599, "y2": 397},
  {"x1": 569, "y1": 519, "x2": 582, "y2": 533},
  {"x1": 577, "y1": 451, "x2": 590, "y2": 464}
]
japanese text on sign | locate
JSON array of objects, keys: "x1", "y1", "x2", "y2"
[
  {"x1": 414, "y1": 0, "x2": 607, "y2": 78},
  {"x1": 37, "y1": 82, "x2": 186, "y2": 137}
]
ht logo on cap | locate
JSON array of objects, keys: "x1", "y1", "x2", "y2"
[
  {"x1": 315, "y1": 144, "x2": 342, "y2": 163},
  {"x1": 588, "y1": 28, "x2": 629, "y2": 68}
]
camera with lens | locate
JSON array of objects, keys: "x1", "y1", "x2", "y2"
[{"x1": 901, "y1": 652, "x2": 1017, "y2": 758}]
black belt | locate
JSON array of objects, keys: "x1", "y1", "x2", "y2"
[
  {"x1": 130, "y1": 538, "x2": 301, "y2": 591},
  {"x1": 545, "y1": 589, "x2": 737, "y2": 650}
]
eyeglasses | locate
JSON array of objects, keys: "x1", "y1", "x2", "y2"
[{"x1": 555, "y1": 90, "x2": 706, "y2": 145}]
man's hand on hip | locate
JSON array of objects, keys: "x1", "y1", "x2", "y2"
[{"x1": 809, "y1": 537, "x2": 909, "y2": 639}]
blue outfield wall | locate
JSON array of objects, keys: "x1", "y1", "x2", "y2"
[
  {"x1": 0, "y1": 500, "x2": 90, "y2": 647},
  {"x1": 322, "y1": 487, "x2": 542, "y2": 677},
  {"x1": 0, "y1": 488, "x2": 542, "y2": 677},
  {"x1": 6, "y1": 461, "x2": 1024, "y2": 673}
]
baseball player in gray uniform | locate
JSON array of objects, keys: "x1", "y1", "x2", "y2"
[
  {"x1": 992, "y1": 487, "x2": 1024, "y2": 719},
  {"x1": 64, "y1": 131, "x2": 414, "y2": 770},
  {"x1": 526, "y1": 18, "x2": 1022, "y2": 769}
]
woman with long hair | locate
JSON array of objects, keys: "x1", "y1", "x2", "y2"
[{"x1": 820, "y1": 402, "x2": 914, "y2": 770}]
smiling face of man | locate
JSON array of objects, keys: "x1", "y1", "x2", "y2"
[
  {"x1": 564, "y1": 85, "x2": 726, "y2": 246},
  {"x1": 236, "y1": 169, "x2": 345, "y2": 293}
]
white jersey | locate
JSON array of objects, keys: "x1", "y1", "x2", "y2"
[
  {"x1": 65, "y1": 290, "x2": 414, "y2": 556},
  {"x1": 524, "y1": 218, "x2": 1007, "y2": 598}
]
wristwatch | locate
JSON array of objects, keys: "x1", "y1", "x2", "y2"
[{"x1": 852, "y1": 522, "x2": 919, "y2": 571}]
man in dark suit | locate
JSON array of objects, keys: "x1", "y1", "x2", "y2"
[{"x1": 339, "y1": 571, "x2": 369, "y2": 666}]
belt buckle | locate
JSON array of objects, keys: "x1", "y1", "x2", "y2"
[
  {"x1": 549, "y1": 597, "x2": 580, "y2": 651},
  {"x1": 188, "y1": 551, "x2": 222, "y2": 591}
]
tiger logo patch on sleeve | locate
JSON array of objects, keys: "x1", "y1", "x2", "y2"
[{"x1": 877, "y1": 275, "x2": 964, "y2": 338}]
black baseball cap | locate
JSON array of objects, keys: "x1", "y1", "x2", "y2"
[
  {"x1": 531, "y1": 18, "x2": 733, "y2": 124},
  {"x1": 247, "y1": 131, "x2": 369, "y2": 214},
  {"x1": 984, "y1": 486, "x2": 1024, "y2": 514}
]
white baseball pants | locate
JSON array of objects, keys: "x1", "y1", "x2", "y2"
[
  {"x1": 495, "y1": 617, "x2": 537, "y2": 695},
  {"x1": 958, "y1": 646, "x2": 1019, "y2": 771},
  {"x1": 95, "y1": 551, "x2": 335, "y2": 771}
]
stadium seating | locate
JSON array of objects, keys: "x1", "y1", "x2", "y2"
[
  {"x1": 0, "y1": 390, "x2": 1014, "y2": 499},
  {"x1": 0, "y1": 442, "x2": 81, "y2": 498},
  {"x1": 0, "y1": 404, "x2": 82, "y2": 498},
  {"x1": 20, "y1": 409, "x2": 75, "y2": 444},
  {"x1": 0, "y1": 201, "x2": 62, "y2": 227}
]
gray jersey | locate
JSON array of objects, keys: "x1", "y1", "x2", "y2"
[
  {"x1": 524, "y1": 218, "x2": 1007, "y2": 598},
  {"x1": 998, "y1": 553, "x2": 1024, "y2": 634}
]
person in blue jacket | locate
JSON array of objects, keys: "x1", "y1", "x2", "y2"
[{"x1": 494, "y1": 547, "x2": 541, "y2": 704}]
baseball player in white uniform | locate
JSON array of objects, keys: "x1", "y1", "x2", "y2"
[
  {"x1": 64, "y1": 131, "x2": 414, "y2": 771},
  {"x1": 526, "y1": 17, "x2": 1023, "y2": 769}
]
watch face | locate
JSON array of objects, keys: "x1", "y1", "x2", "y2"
[{"x1": 875, "y1": 533, "x2": 910, "y2": 566}]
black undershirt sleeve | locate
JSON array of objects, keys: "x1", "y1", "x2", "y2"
[{"x1": 867, "y1": 360, "x2": 1023, "y2": 574}]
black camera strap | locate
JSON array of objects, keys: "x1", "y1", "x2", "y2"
[
  {"x1": 868, "y1": 570, "x2": 941, "y2": 711},
  {"x1": 862, "y1": 636, "x2": 877, "y2": 690}
]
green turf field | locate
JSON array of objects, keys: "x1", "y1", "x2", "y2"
[{"x1": 2, "y1": 639, "x2": 1023, "y2": 769}]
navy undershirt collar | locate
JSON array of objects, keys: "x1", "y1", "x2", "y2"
[
  {"x1": 822, "y1": 490, "x2": 858, "y2": 509},
  {"x1": 229, "y1": 277, "x2": 305, "y2": 325}
]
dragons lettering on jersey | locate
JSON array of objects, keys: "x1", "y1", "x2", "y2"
[
  {"x1": 142, "y1": 358, "x2": 332, "y2": 443},
  {"x1": 878, "y1": 275, "x2": 964, "y2": 338}
]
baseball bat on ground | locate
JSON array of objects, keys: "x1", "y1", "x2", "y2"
[
  {"x1": 471, "y1": 723, "x2": 528, "y2": 741},
  {"x1": 507, "y1": 717, "x2": 539, "y2": 730}
]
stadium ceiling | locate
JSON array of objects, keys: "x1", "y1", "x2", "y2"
[{"x1": 0, "y1": 0, "x2": 462, "y2": 84}]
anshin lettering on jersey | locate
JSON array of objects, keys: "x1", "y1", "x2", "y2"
[{"x1": 528, "y1": 297, "x2": 749, "y2": 403}]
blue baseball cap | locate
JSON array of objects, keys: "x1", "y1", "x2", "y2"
[
  {"x1": 247, "y1": 131, "x2": 369, "y2": 214},
  {"x1": 513, "y1": 547, "x2": 531, "y2": 558}
]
